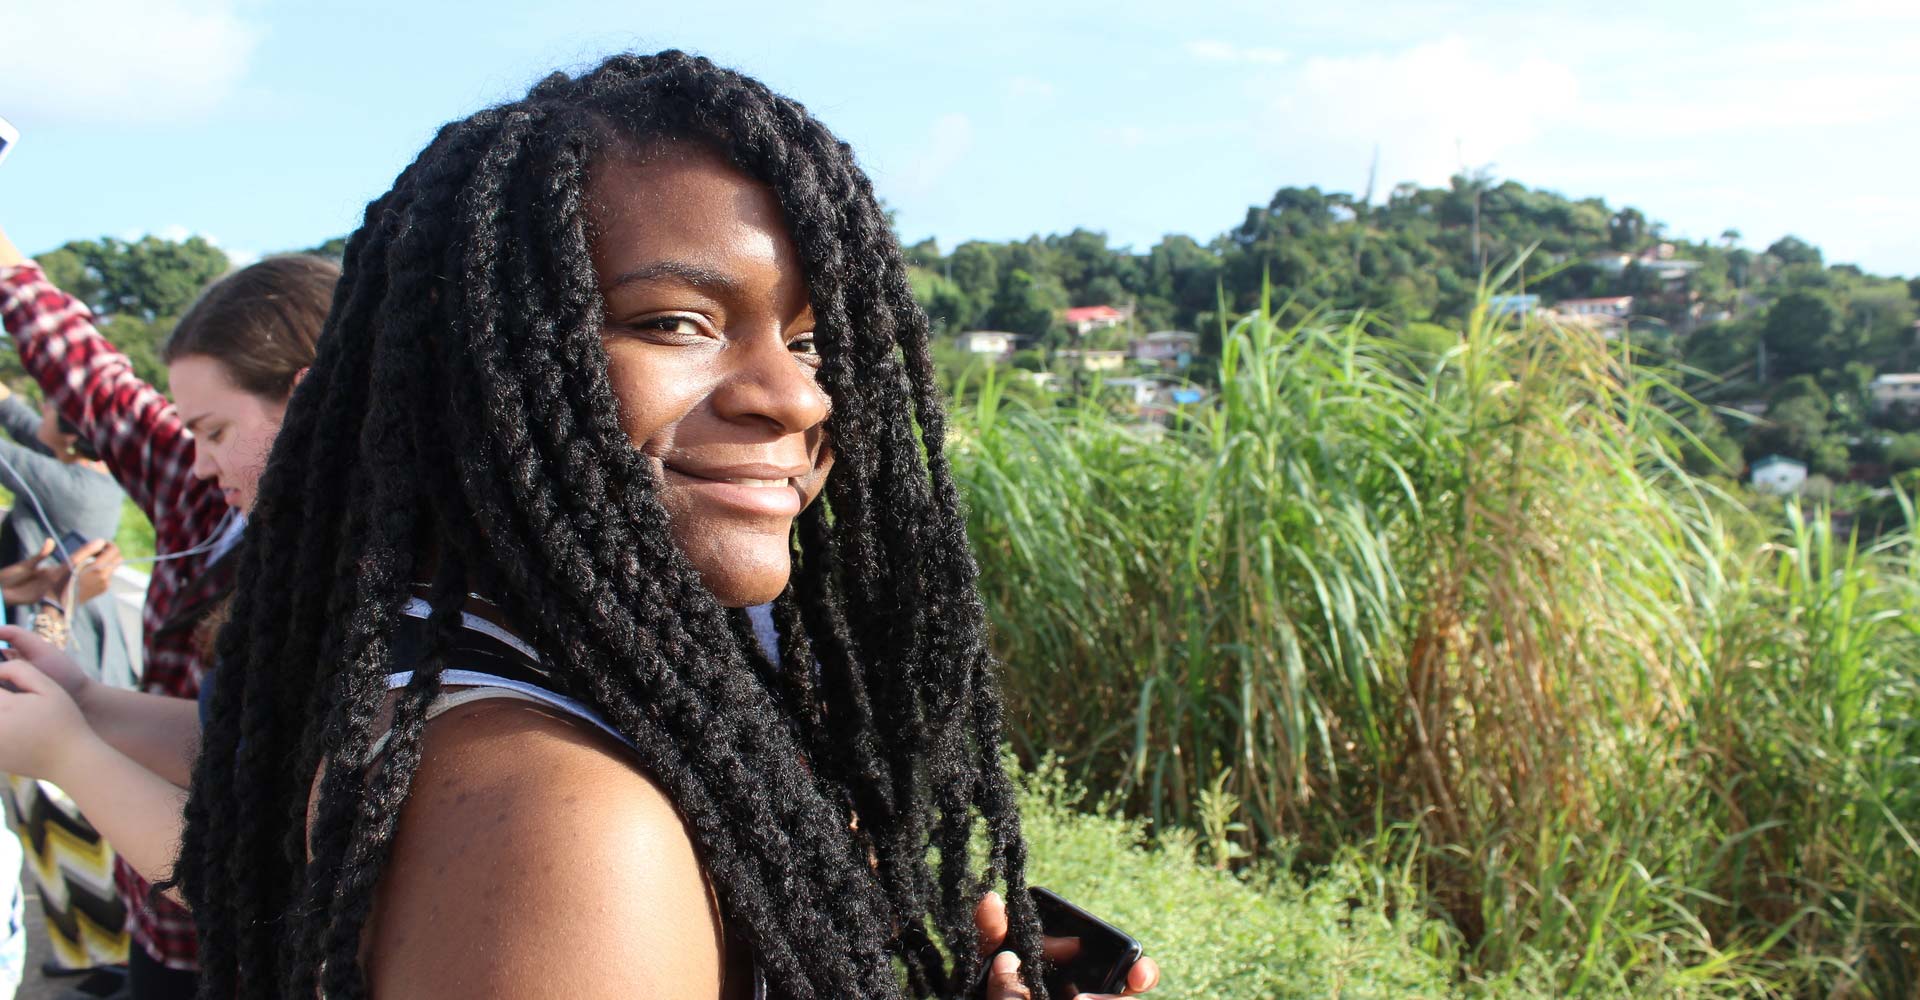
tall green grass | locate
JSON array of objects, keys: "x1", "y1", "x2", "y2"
[{"x1": 950, "y1": 293, "x2": 1920, "y2": 994}]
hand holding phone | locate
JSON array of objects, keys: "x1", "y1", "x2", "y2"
[
  {"x1": 55, "y1": 531, "x2": 92, "y2": 567},
  {"x1": 1029, "y1": 887, "x2": 1144, "y2": 997}
]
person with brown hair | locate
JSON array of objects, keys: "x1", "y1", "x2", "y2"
[{"x1": 0, "y1": 232, "x2": 335, "y2": 1000}]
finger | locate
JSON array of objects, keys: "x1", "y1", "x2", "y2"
[
  {"x1": 1124, "y1": 956, "x2": 1160, "y2": 994},
  {"x1": 983, "y1": 951, "x2": 1030, "y2": 1000},
  {"x1": 0, "y1": 625, "x2": 62, "y2": 663},
  {"x1": 31, "y1": 539, "x2": 53, "y2": 564},
  {"x1": 0, "y1": 656, "x2": 59, "y2": 696},
  {"x1": 1042, "y1": 935, "x2": 1082, "y2": 963},
  {"x1": 1067, "y1": 955, "x2": 1160, "y2": 999},
  {"x1": 74, "y1": 539, "x2": 109, "y2": 560},
  {"x1": 974, "y1": 891, "x2": 1009, "y2": 954}
]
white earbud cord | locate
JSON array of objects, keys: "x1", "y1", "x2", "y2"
[{"x1": 0, "y1": 444, "x2": 242, "y2": 568}]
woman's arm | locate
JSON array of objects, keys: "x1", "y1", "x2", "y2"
[
  {"x1": 0, "y1": 226, "x2": 219, "y2": 540},
  {"x1": 70, "y1": 680, "x2": 202, "y2": 787},
  {"x1": 0, "y1": 649, "x2": 187, "y2": 888},
  {"x1": 0, "y1": 390, "x2": 49, "y2": 451},
  {"x1": 363, "y1": 699, "x2": 726, "y2": 997},
  {"x1": 0, "y1": 624, "x2": 199, "y2": 785}
]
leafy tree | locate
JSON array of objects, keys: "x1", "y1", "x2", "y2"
[
  {"x1": 1765, "y1": 235, "x2": 1823, "y2": 268},
  {"x1": 990, "y1": 269, "x2": 1068, "y2": 340},
  {"x1": 1887, "y1": 433, "x2": 1920, "y2": 471},
  {"x1": 36, "y1": 236, "x2": 228, "y2": 320},
  {"x1": 306, "y1": 236, "x2": 349, "y2": 260},
  {"x1": 902, "y1": 238, "x2": 942, "y2": 271},
  {"x1": 1761, "y1": 292, "x2": 1843, "y2": 380},
  {"x1": 1810, "y1": 435, "x2": 1851, "y2": 478},
  {"x1": 1608, "y1": 207, "x2": 1647, "y2": 250},
  {"x1": 909, "y1": 268, "x2": 973, "y2": 334}
]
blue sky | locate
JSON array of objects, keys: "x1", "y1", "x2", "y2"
[{"x1": 4, "y1": 0, "x2": 1916, "y2": 276}]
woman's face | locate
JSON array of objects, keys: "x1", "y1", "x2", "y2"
[
  {"x1": 587, "y1": 141, "x2": 834, "y2": 607},
  {"x1": 170, "y1": 354, "x2": 289, "y2": 513}
]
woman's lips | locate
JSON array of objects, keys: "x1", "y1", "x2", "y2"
[{"x1": 661, "y1": 464, "x2": 806, "y2": 517}]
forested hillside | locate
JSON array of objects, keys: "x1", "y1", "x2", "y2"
[
  {"x1": 903, "y1": 175, "x2": 1920, "y2": 483},
  {"x1": 17, "y1": 177, "x2": 1919, "y2": 485}
]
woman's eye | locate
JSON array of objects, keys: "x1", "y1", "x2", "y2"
[
  {"x1": 789, "y1": 334, "x2": 820, "y2": 358},
  {"x1": 634, "y1": 315, "x2": 707, "y2": 339}
]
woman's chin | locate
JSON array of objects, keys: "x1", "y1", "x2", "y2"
[{"x1": 685, "y1": 534, "x2": 794, "y2": 608}]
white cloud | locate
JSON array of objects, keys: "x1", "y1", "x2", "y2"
[
  {"x1": 902, "y1": 113, "x2": 975, "y2": 195},
  {"x1": 1266, "y1": 37, "x2": 1579, "y2": 188},
  {"x1": 1186, "y1": 40, "x2": 1289, "y2": 65},
  {"x1": 0, "y1": 0, "x2": 263, "y2": 123}
]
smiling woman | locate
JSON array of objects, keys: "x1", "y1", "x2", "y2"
[
  {"x1": 155, "y1": 51, "x2": 1154, "y2": 1000},
  {"x1": 591, "y1": 142, "x2": 835, "y2": 606}
]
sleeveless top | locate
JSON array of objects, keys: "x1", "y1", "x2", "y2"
[{"x1": 383, "y1": 598, "x2": 772, "y2": 1000}]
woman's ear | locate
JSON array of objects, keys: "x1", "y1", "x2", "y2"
[{"x1": 292, "y1": 366, "x2": 311, "y2": 390}]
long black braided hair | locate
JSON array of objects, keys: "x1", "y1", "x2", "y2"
[{"x1": 173, "y1": 51, "x2": 1045, "y2": 999}]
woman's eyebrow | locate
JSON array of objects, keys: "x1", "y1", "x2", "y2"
[{"x1": 609, "y1": 259, "x2": 740, "y2": 296}]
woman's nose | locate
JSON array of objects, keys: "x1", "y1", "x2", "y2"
[{"x1": 710, "y1": 333, "x2": 830, "y2": 434}]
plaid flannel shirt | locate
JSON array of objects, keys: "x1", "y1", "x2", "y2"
[{"x1": 0, "y1": 262, "x2": 223, "y2": 971}]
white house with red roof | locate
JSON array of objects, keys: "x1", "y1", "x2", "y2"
[{"x1": 1062, "y1": 304, "x2": 1128, "y2": 336}]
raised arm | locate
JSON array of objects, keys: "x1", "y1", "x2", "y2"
[
  {"x1": 0, "y1": 229, "x2": 218, "y2": 535},
  {"x1": 0, "y1": 390, "x2": 49, "y2": 451}
]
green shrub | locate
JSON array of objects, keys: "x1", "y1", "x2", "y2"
[
  {"x1": 956, "y1": 283, "x2": 1920, "y2": 994},
  {"x1": 1018, "y1": 761, "x2": 1462, "y2": 999}
]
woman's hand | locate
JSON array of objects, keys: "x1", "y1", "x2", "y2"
[
  {"x1": 0, "y1": 638, "x2": 103, "y2": 783},
  {"x1": 0, "y1": 224, "x2": 27, "y2": 269},
  {"x1": 0, "y1": 539, "x2": 56, "y2": 603},
  {"x1": 0, "y1": 540, "x2": 121, "y2": 608},
  {"x1": 0, "y1": 624, "x2": 97, "y2": 704},
  {"x1": 70, "y1": 539, "x2": 122, "y2": 605},
  {"x1": 974, "y1": 891, "x2": 1161, "y2": 1000}
]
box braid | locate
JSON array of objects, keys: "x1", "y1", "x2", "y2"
[{"x1": 172, "y1": 51, "x2": 1046, "y2": 999}]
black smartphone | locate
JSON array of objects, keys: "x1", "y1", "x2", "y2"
[
  {"x1": 1030, "y1": 887, "x2": 1142, "y2": 997},
  {"x1": 55, "y1": 531, "x2": 91, "y2": 566}
]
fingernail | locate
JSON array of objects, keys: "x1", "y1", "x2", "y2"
[
  {"x1": 992, "y1": 950, "x2": 1020, "y2": 974},
  {"x1": 986, "y1": 890, "x2": 1003, "y2": 907}
]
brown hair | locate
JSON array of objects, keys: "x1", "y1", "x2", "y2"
[{"x1": 163, "y1": 255, "x2": 340, "y2": 400}]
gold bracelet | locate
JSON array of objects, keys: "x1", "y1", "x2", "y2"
[{"x1": 32, "y1": 607, "x2": 69, "y2": 650}]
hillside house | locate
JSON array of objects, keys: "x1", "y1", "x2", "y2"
[
  {"x1": 1063, "y1": 305, "x2": 1127, "y2": 336},
  {"x1": 1551, "y1": 296, "x2": 1633, "y2": 322},
  {"x1": 1488, "y1": 294, "x2": 1540, "y2": 318},
  {"x1": 1056, "y1": 349, "x2": 1128, "y2": 372},
  {"x1": 1104, "y1": 376, "x2": 1210, "y2": 422},
  {"x1": 1132, "y1": 330, "x2": 1200, "y2": 367},
  {"x1": 1750, "y1": 455, "x2": 1808, "y2": 496},
  {"x1": 955, "y1": 330, "x2": 1016, "y2": 359},
  {"x1": 1104, "y1": 377, "x2": 1165, "y2": 409},
  {"x1": 1870, "y1": 373, "x2": 1920, "y2": 413}
]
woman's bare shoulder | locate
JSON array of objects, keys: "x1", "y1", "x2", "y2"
[{"x1": 362, "y1": 696, "x2": 725, "y2": 999}]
